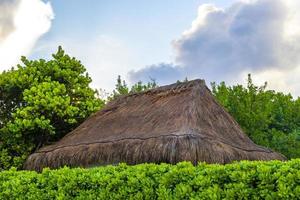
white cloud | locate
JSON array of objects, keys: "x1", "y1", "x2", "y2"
[
  {"x1": 0, "y1": 0, "x2": 54, "y2": 70},
  {"x1": 129, "y1": 0, "x2": 300, "y2": 96},
  {"x1": 0, "y1": 0, "x2": 20, "y2": 41}
]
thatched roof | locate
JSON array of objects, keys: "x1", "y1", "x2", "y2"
[{"x1": 24, "y1": 79, "x2": 285, "y2": 171}]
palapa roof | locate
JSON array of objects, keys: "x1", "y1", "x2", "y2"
[{"x1": 24, "y1": 79, "x2": 285, "y2": 171}]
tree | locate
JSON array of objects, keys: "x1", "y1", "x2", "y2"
[
  {"x1": 211, "y1": 74, "x2": 300, "y2": 158},
  {"x1": 0, "y1": 47, "x2": 104, "y2": 169},
  {"x1": 109, "y1": 75, "x2": 157, "y2": 101}
]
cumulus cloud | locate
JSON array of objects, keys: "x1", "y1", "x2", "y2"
[
  {"x1": 0, "y1": 0, "x2": 54, "y2": 69},
  {"x1": 174, "y1": 0, "x2": 300, "y2": 75},
  {"x1": 129, "y1": 0, "x2": 300, "y2": 95},
  {"x1": 0, "y1": 0, "x2": 20, "y2": 41}
]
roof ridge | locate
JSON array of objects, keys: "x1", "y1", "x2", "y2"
[{"x1": 112, "y1": 79, "x2": 206, "y2": 102}]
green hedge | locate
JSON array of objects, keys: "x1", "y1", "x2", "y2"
[{"x1": 0, "y1": 160, "x2": 299, "y2": 199}]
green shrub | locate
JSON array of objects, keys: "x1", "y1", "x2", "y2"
[{"x1": 0, "y1": 160, "x2": 299, "y2": 199}]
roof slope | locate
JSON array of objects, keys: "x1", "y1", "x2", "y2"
[{"x1": 24, "y1": 79, "x2": 285, "y2": 171}]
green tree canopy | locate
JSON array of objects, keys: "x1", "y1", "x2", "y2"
[
  {"x1": 211, "y1": 74, "x2": 300, "y2": 158},
  {"x1": 0, "y1": 47, "x2": 104, "y2": 169}
]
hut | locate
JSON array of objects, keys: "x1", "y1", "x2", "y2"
[{"x1": 24, "y1": 79, "x2": 285, "y2": 171}]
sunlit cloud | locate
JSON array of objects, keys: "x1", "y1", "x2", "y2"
[
  {"x1": 130, "y1": 0, "x2": 300, "y2": 96},
  {"x1": 0, "y1": 0, "x2": 54, "y2": 70}
]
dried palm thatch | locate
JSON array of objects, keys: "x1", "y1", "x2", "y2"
[{"x1": 24, "y1": 79, "x2": 285, "y2": 171}]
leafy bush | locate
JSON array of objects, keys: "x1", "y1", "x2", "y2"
[
  {"x1": 0, "y1": 47, "x2": 104, "y2": 169},
  {"x1": 0, "y1": 159, "x2": 299, "y2": 199},
  {"x1": 211, "y1": 74, "x2": 300, "y2": 158}
]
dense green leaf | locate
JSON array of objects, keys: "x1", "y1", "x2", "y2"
[
  {"x1": 211, "y1": 74, "x2": 300, "y2": 158},
  {"x1": 0, "y1": 47, "x2": 104, "y2": 169},
  {"x1": 0, "y1": 160, "x2": 299, "y2": 199}
]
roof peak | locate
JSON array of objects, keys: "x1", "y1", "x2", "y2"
[
  {"x1": 153, "y1": 79, "x2": 205, "y2": 91},
  {"x1": 114, "y1": 79, "x2": 206, "y2": 101}
]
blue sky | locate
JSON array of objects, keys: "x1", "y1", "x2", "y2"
[
  {"x1": 41, "y1": 0, "x2": 235, "y2": 57},
  {"x1": 32, "y1": 0, "x2": 236, "y2": 91},
  {"x1": 1, "y1": 0, "x2": 300, "y2": 96}
]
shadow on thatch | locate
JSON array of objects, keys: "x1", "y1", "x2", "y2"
[{"x1": 24, "y1": 79, "x2": 286, "y2": 171}]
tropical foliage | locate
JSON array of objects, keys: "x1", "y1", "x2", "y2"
[
  {"x1": 212, "y1": 74, "x2": 300, "y2": 158},
  {"x1": 0, "y1": 47, "x2": 104, "y2": 169}
]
